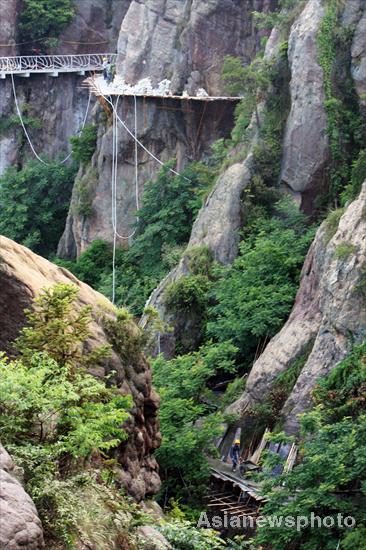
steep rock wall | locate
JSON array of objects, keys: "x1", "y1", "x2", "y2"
[
  {"x1": 59, "y1": 0, "x2": 273, "y2": 257},
  {"x1": 227, "y1": 183, "x2": 366, "y2": 435},
  {"x1": 0, "y1": 0, "x2": 128, "y2": 175},
  {"x1": 0, "y1": 235, "x2": 161, "y2": 500},
  {"x1": 117, "y1": 0, "x2": 274, "y2": 95},
  {"x1": 279, "y1": 0, "x2": 328, "y2": 212}
]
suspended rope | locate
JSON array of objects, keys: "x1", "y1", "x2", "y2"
[
  {"x1": 110, "y1": 94, "x2": 140, "y2": 303},
  {"x1": 11, "y1": 72, "x2": 92, "y2": 165},
  {"x1": 98, "y1": 89, "x2": 190, "y2": 181}
]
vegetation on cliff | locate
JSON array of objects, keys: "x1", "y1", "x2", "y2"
[{"x1": 254, "y1": 341, "x2": 366, "y2": 550}]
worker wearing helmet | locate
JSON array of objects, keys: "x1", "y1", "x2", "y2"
[{"x1": 230, "y1": 439, "x2": 241, "y2": 472}]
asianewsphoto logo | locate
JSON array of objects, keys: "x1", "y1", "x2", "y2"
[{"x1": 197, "y1": 512, "x2": 356, "y2": 532}]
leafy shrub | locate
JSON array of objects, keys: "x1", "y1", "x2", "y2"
[
  {"x1": 164, "y1": 275, "x2": 210, "y2": 314},
  {"x1": 70, "y1": 124, "x2": 98, "y2": 164},
  {"x1": 0, "y1": 283, "x2": 132, "y2": 544},
  {"x1": 334, "y1": 241, "x2": 357, "y2": 260},
  {"x1": 207, "y1": 199, "x2": 314, "y2": 363},
  {"x1": 341, "y1": 149, "x2": 366, "y2": 205},
  {"x1": 324, "y1": 207, "x2": 345, "y2": 243},
  {"x1": 19, "y1": 0, "x2": 75, "y2": 45},
  {"x1": 184, "y1": 245, "x2": 214, "y2": 276},
  {"x1": 152, "y1": 341, "x2": 238, "y2": 500},
  {"x1": 0, "y1": 160, "x2": 76, "y2": 257},
  {"x1": 158, "y1": 519, "x2": 225, "y2": 550}
]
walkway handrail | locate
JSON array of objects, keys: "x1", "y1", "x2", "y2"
[{"x1": 0, "y1": 53, "x2": 117, "y2": 74}]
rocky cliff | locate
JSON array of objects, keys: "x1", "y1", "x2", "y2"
[
  {"x1": 58, "y1": 0, "x2": 274, "y2": 257},
  {"x1": 0, "y1": 0, "x2": 127, "y2": 176},
  {"x1": 0, "y1": 235, "x2": 161, "y2": 500},
  {"x1": 142, "y1": 0, "x2": 366, "y2": 354},
  {"x1": 227, "y1": 182, "x2": 366, "y2": 435}
]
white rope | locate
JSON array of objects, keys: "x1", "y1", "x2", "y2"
[
  {"x1": 11, "y1": 73, "x2": 92, "y2": 165},
  {"x1": 110, "y1": 95, "x2": 140, "y2": 302},
  {"x1": 98, "y1": 89, "x2": 189, "y2": 181}
]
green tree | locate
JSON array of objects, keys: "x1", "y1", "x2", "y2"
[
  {"x1": 153, "y1": 341, "x2": 238, "y2": 500},
  {"x1": 70, "y1": 124, "x2": 98, "y2": 164},
  {"x1": 222, "y1": 56, "x2": 271, "y2": 128},
  {"x1": 19, "y1": 0, "x2": 75, "y2": 45},
  {"x1": 0, "y1": 284, "x2": 132, "y2": 542},
  {"x1": 0, "y1": 160, "x2": 76, "y2": 257},
  {"x1": 207, "y1": 199, "x2": 314, "y2": 363}
]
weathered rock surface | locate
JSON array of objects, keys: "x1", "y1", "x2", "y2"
[
  {"x1": 351, "y1": 5, "x2": 366, "y2": 108},
  {"x1": 0, "y1": 0, "x2": 127, "y2": 176},
  {"x1": 0, "y1": 0, "x2": 20, "y2": 56},
  {"x1": 0, "y1": 236, "x2": 161, "y2": 500},
  {"x1": 0, "y1": 443, "x2": 45, "y2": 549},
  {"x1": 280, "y1": 0, "x2": 328, "y2": 213},
  {"x1": 227, "y1": 183, "x2": 366, "y2": 434},
  {"x1": 59, "y1": 0, "x2": 273, "y2": 257},
  {"x1": 117, "y1": 0, "x2": 274, "y2": 95},
  {"x1": 58, "y1": 0, "x2": 131, "y2": 55}
]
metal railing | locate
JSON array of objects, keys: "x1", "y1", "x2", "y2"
[{"x1": 0, "y1": 53, "x2": 117, "y2": 74}]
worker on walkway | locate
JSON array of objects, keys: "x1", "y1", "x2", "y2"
[
  {"x1": 102, "y1": 56, "x2": 109, "y2": 82},
  {"x1": 230, "y1": 439, "x2": 241, "y2": 472}
]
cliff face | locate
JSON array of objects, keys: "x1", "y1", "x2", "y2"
[
  {"x1": 58, "y1": 0, "x2": 273, "y2": 257},
  {"x1": 143, "y1": 0, "x2": 366, "y2": 354},
  {"x1": 0, "y1": 235, "x2": 161, "y2": 501},
  {"x1": 0, "y1": 0, "x2": 127, "y2": 176},
  {"x1": 117, "y1": 0, "x2": 274, "y2": 95},
  {"x1": 227, "y1": 183, "x2": 366, "y2": 435}
]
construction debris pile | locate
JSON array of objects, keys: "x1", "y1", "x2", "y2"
[{"x1": 94, "y1": 74, "x2": 210, "y2": 98}]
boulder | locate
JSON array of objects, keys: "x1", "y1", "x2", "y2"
[{"x1": 0, "y1": 444, "x2": 45, "y2": 549}]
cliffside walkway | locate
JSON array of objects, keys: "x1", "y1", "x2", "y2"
[{"x1": 0, "y1": 54, "x2": 116, "y2": 78}]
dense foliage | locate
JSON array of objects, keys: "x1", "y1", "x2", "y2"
[
  {"x1": 0, "y1": 160, "x2": 76, "y2": 257},
  {"x1": 59, "y1": 161, "x2": 216, "y2": 314},
  {"x1": 153, "y1": 341, "x2": 238, "y2": 500},
  {"x1": 19, "y1": 0, "x2": 75, "y2": 46},
  {"x1": 0, "y1": 284, "x2": 132, "y2": 545},
  {"x1": 70, "y1": 124, "x2": 98, "y2": 164},
  {"x1": 317, "y1": 0, "x2": 365, "y2": 206},
  {"x1": 207, "y1": 200, "x2": 314, "y2": 362},
  {"x1": 255, "y1": 341, "x2": 366, "y2": 550}
]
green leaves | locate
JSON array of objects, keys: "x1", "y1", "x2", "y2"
[
  {"x1": 70, "y1": 124, "x2": 98, "y2": 164},
  {"x1": 254, "y1": 341, "x2": 366, "y2": 550},
  {"x1": 207, "y1": 200, "x2": 314, "y2": 362},
  {"x1": 19, "y1": 0, "x2": 75, "y2": 44},
  {"x1": 153, "y1": 341, "x2": 238, "y2": 494},
  {"x1": 0, "y1": 160, "x2": 76, "y2": 257}
]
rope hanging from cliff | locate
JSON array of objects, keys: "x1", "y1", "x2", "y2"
[
  {"x1": 98, "y1": 90, "x2": 189, "y2": 181},
  {"x1": 111, "y1": 94, "x2": 140, "y2": 303},
  {"x1": 10, "y1": 73, "x2": 92, "y2": 165}
]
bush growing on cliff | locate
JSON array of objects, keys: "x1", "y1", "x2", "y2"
[
  {"x1": 0, "y1": 160, "x2": 76, "y2": 257},
  {"x1": 153, "y1": 341, "x2": 238, "y2": 500},
  {"x1": 70, "y1": 124, "x2": 98, "y2": 164},
  {"x1": 206, "y1": 199, "x2": 314, "y2": 363},
  {"x1": 19, "y1": 0, "x2": 75, "y2": 46}
]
